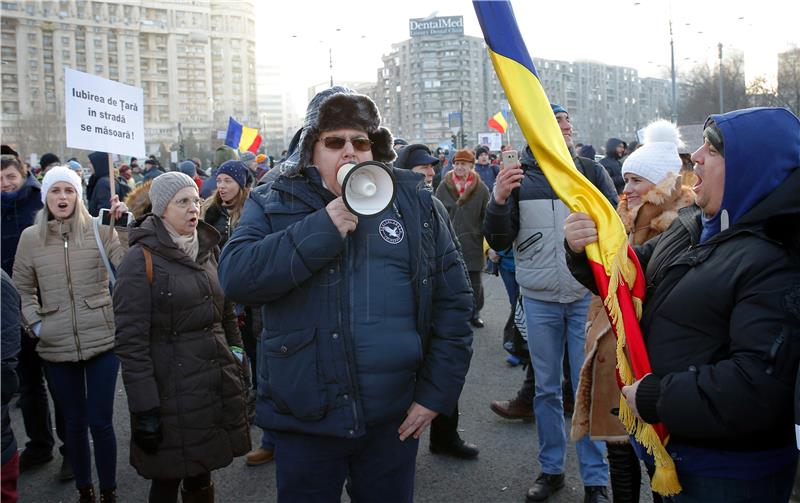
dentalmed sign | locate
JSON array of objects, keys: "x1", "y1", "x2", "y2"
[
  {"x1": 409, "y1": 16, "x2": 464, "y2": 37},
  {"x1": 65, "y1": 67, "x2": 144, "y2": 157}
]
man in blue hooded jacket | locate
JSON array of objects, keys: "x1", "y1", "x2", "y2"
[
  {"x1": 218, "y1": 87, "x2": 473, "y2": 501},
  {"x1": 565, "y1": 107, "x2": 800, "y2": 501}
]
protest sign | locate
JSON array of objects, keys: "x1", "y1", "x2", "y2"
[{"x1": 65, "y1": 67, "x2": 145, "y2": 157}]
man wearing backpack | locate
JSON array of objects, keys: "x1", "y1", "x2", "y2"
[{"x1": 484, "y1": 104, "x2": 617, "y2": 503}]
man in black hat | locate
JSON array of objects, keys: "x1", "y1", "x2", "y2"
[
  {"x1": 219, "y1": 87, "x2": 473, "y2": 501},
  {"x1": 393, "y1": 143, "x2": 439, "y2": 188},
  {"x1": 393, "y1": 137, "x2": 409, "y2": 152}
]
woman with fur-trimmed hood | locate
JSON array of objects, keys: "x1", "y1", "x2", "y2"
[{"x1": 571, "y1": 120, "x2": 694, "y2": 503}]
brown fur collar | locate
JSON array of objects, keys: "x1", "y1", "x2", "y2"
[
  {"x1": 125, "y1": 181, "x2": 153, "y2": 219},
  {"x1": 443, "y1": 170, "x2": 478, "y2": 205},
  {"x1": 617, "y1": 172, "x2": 695, "y2": 245}
]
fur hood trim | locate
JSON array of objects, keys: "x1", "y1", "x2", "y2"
[{"x1": 618, "y1": 172, "x2": 695, "y2": 237}]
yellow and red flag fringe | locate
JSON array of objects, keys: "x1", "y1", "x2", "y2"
[{"x1": 473, "y1": 0, "x2": 680, "y2": 495}]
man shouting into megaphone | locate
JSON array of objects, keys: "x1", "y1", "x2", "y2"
[{"x1": 218, "y1": 86, "x2": 474, "y2": 501}]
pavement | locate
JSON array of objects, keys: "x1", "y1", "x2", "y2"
[{"x1": 11, "y1": 273, "x2": 658, "y2": 502}]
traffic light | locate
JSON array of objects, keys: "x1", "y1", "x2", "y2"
[{"x1": 451, "y1": 134, "x2": 458, "y2": 148}]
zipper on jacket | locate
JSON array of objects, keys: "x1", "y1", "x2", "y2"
[
  {"x1": 338, "y1": 236, "x2": 360, "y2": 435},
  {"x1": 62, "y1": 231, "x2": 83, "y2": 360}
]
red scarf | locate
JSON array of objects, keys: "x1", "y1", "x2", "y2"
[{"x1": 453, "y1": 172, "x2": 475, "y2": 196}]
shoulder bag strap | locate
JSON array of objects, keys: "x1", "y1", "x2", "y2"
[
  {"x1": 92, "y1": 216, "x2": 116, "y2": 286},
  {"x1": 141, "y1": 246, "x2": 153, "y2": 286}
]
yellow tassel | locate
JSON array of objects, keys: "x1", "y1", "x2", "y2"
[
  {"x1": 651, "y1": 462, "x2": 682, "y2": 496},
  {"x1": 632, "y1": 297, "x2": 643, "y2": 321},
  {"x1": 605, "y1": 242, "x2": 682, "y2": 496}
]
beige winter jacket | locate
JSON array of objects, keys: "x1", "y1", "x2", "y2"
[{"x1": 13, "y1": 214, "x2": 127, "y2": 363}]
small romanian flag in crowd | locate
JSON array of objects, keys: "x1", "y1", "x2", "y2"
[
  {"x1": 488, "y1": 111, "x2": 508, "y2": 134},
  {"x1": 473, "y1": 0, "x2": 681, "y2": 496},
  {"x1": 225, "y1": 117, "x2": 262, "y2": 154}
]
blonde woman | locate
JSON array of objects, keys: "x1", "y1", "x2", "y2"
[{"x1": 13, "y1": 165, "x2": 128, "y2": 503}]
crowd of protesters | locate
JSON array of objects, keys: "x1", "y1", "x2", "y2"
[{"x1": 1, "y1": 90, "x2": 799, "y2": 503}]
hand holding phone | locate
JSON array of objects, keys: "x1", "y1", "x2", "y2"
[
  {"x1": 501, "y1": 150, "x2": 519, "y2": 169},
  {"x1": 100, "y1": 208, "x2": 132, "y2": 227}
]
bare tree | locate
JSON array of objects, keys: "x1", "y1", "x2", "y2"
[
  {"x1": 679, "y1": 55, "x2": 748, "y2": 123},
  {"x1": 777, "y1": 48, "x2": 800, "y2": 115}
]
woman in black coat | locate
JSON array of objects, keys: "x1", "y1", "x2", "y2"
[{"x1": 114, "y1": 173, "x2": 250, "y2": 503}]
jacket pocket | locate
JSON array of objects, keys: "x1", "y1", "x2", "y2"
[
  {"x1": 36, "y1": 305, "x2": 60, "y2": 316},
  {"x1": 264, "y1": 328, "x2": 327, "y2": 420},
  {"x1": 84, "y1": 294, "x2": 114, "y2": 328}
]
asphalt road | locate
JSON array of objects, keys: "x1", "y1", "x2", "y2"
[{"x1": 11, "y1": 273, "x2": 658, "y2": 502}]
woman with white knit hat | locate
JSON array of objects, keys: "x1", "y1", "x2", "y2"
[
  {"x1": 570, "y1": 120, "x2": 695, "y2": 503},
  {"x1": 617, "y1": 119, "x2": 696, "y2": 246},
  {"x1": 12, "y1": 165, "x2": 129, "y2": 502}
]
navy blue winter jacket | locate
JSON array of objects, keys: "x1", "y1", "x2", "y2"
[
  {"x1": 1, "y1": 173, "x2": 42, "y2": 275},
  {"x1": 219, "y1": 166, "x2": 474, "y2": 438}
]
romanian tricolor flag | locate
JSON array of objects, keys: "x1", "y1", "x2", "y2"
[
  {"x1": 488, "y1": 111, "x2": 508, "y2": 134},
  {"x1": 473, "y1": 0, "x2": 680, "y2": 496},
  {"x1": 225, "y1": 117, "x2": 262, "y2": 154}
]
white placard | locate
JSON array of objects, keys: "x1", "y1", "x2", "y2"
[
  {"x1": 65, "y1": 67, "x2": 145, "y2": 157},
  {"x1": 170, "y1": 151, "x2": 178, "y2": 163},
  {"x1": 475, "y1": 131, "x2": 502, "y2": 152},
  {"x1": 216, "y1": 130, "x2": 227, "y2": 140}
]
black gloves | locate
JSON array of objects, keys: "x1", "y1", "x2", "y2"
[{"x1": 132, "y1": 408, "x2": 162, "y2": 455}]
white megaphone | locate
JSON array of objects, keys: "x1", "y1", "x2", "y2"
[{"x1": 337, "y1": 161, "x2": 396, "y2": 217}]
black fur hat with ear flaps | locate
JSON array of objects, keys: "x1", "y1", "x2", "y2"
[{"x1": 278, "y1": 86, "x2": 396, "y2": 177}]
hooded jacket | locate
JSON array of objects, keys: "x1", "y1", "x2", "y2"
[
  {"x1": 218, "y1": 166, "x2": 473, "y2": 438},
  {"x1": 113, "y1": 216, "x2": 250, "y2": 479},
  {"x1": 568, "y1": 108, "x2": 800, "y2": 476},
  {"x1": 1, "y1": 172, "x2": 42, "y2": 275},
  {"x1": 600, "y1": 138, "x2": 626, "y2": 194},
  {"x1": 87, "y1": 151, "x2": 130, "y2": 216},
  {"x1": 483, "y1": 146, "x2": 617, "y2": 303}
]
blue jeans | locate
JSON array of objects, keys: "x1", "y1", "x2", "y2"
[
  {"x1": 273, "y1": 417, "x2": 418, "y2": 503},
  {"x1": 261, "y1": 428, "x2": 275, "y2": 451},
  {"x1": 524, "y1": 294, "x2": 608, "y2": 486},
  {"x1": 665, "y1": 460, "x2": 796, "y2": 502},
  {"x1": 499, "y1": 267, "x2": 518, "y2": 307},
  {"x1": 45, "y1": 351, "x2": 119, "y2": 491}
]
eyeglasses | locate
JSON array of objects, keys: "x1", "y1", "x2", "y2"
[
  {"x1": 173, "y1": 196, "x2": 201, "y2": 209},
  {"x1": 319, "y1": 136, "x2": 373, "y2": 152}
]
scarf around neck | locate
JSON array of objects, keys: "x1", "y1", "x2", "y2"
[
  {"x1": 161, "y1": 218, "x2": 199, "y2": 262},
  {"x1": 452, "y1": 172, "x2": 475, "y2": 196}
]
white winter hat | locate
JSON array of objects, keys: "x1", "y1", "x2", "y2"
[
  {"x1": 622, "y1": 120, "x2": 684, "y2": 184},
  {"x1": 41, "y1": 165, "x2": 83, "y2": 204}
]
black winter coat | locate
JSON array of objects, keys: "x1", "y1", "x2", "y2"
[
  {"x1": 113, "y1": 215, "x2": 250, "y2": 479},
  {"x1": 567, "y1": 169, "x2": 800, "y2": 453}
]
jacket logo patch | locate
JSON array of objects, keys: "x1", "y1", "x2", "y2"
[{"x1": 379, "y1": 219, "x2": 404, "y2": 244}]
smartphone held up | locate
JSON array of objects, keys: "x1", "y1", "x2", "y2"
[
  {"x1": 99, "y1": 208, "x2": 132, "y2": 227},
  {"x1": 501, "y1": 150, "x2": 519, "y2": 169}
]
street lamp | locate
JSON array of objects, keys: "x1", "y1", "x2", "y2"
[
  {"x1": 718, "y1": 42, "x2": 724, "y2": 114},
  {"x1": 669, "y1": 18, "x2": 677, "y2": 123}
]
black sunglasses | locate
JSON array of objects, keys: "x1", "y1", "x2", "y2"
[{"x1": 320, "y1": 136, "x2": 373, "y2": 152}]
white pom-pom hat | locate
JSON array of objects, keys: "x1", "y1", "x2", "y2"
[{"x1": 622, "y1": 120, "x2": 684, "y2": 184}]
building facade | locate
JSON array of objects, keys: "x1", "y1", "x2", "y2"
[
  {"x1": 375, "y1": 16, "x2": 673, "y2": 153},
  {"x1": 1, "y1": 0, "x2": 258, "y2": 161}
]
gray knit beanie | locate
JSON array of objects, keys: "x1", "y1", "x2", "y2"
[{"x1": 149, "y1": 171, "x2": 197, "y2": 216}]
